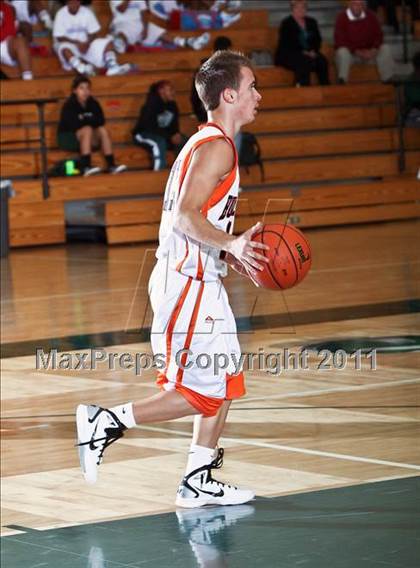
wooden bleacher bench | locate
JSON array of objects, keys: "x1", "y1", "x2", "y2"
[
  {"x1": 10, "y1": 151, "x2": 420, "y2": 246},
  {"x1": 3, "y1": 125, "x2": 420, "y2": 179},
  {"x1": 0, "y1": 83, "x2": 396, "y2": 126},
  {"x1": 0, "y1": 98, "x2": 399, "y2": 152},
  {"x1": 104, "y1": 175, "x2": 420, "y2": 244},
  {"x1": 1, "y1": 102, "x2": 405, "y2": 178}
]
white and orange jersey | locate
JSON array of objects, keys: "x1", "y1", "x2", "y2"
[{"x1": 156, "y1": 123, "x2": 240, "y2": 281}]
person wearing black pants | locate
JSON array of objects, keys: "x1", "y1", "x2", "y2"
[
  {"x1": 275, "y1": 0, "x2": 330, "y2": 87},
  {"x1": 57, "y1": 75, "x2": 127, "y2": 176}
]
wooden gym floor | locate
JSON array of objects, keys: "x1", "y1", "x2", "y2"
[{"x1": 1, "y1": 219, "x2": 419, "y2": 567}]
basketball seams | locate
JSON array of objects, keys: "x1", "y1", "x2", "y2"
[
  {"x1": 253, "y1": 225, "x2": 312, "y2": 289},
  {"x1": 263, "y1": 229, "x2": 287, "y2": 289},
  {"x1": 253, "y1": 230, "x2": 288, "y2": 289}
]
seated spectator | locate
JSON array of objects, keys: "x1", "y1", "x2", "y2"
[
  {"x1": 57, "y1": 75, "x2": 127, "y2": 176},
  {"x1": 191, "y1": 35, "x2": 232, "y2": 122},
  {"x1": 10, "y1": 1, "x2": 53, "y2": 44},
  {"x1": 53, "y1": 0, "x2": 131, "y2": 76},
  {"x1": 132, "y1": 80, "x2": 187, "y2": 170},
  {"x1": 275, "y1": 0, "x2": 329, "y2": 86},
  {"x1": 404, "y1": 51, "x2": 420, "y2": 127},
  {"x1": 0, "y1": 1, "x2": 33, "y2": 80},
  {"x1": 334, "y1": 0, "x2": 395, "y2": 84},
  {"x1": 109, "y1": 1, "x2": 210, "y2": 53}
]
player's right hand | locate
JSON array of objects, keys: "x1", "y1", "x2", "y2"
[{"x1": 226, "y1": 222, "x2": 269, "y2": 278}]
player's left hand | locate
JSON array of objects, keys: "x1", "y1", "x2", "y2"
[{"x1": 224, "y1": 252, "x2": 260, "y2": 286}]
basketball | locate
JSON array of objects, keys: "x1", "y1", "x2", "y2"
[{"x1": 251, "y1": 223, "x2": 312, "y2": 290}]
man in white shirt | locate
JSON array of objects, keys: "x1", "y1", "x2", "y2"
[
  {"x1": 110, "y1": 0, "x2": 210, "y2": 53},
  {"x1": 53, "y1": 0, "x2": 131, "y2": 76}
]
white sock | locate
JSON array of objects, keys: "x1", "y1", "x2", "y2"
[
  {"x1": 22, "y1": 71, "x2": 33, "y2": 80},
  {"x1": 104, "y1": 50, "x2": 117, "y2": 68},
  {"x1": 109, "y1": 402, "x2": 136, "y2": 428},
  {"x1": 173, "y1": 36, "x2": 186, "y2": 48},
  {"x1": 39, "y1": 9, "x2": 53, "y2": 30},
  {"x1": 69, "y1": 55, "x2": 84, "y2": 72},
  {"x1": 185, "y1": 444, "x2": 215, "y2": 476}
]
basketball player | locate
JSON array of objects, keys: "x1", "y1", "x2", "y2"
[{"x1": 76, "y1": 50, "x2": 267, "y2": 507}]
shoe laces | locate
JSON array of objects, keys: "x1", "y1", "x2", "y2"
[
  {"x1": 77, "y1": 408, "x2": 126, "y2": 465},
  {"x1": 205, "y1": 448, "x2": 236, "y2": 490}
]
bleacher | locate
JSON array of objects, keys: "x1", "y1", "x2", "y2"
[{"x1": 1, "y1": 2, "x2": 419, "y2": 248}]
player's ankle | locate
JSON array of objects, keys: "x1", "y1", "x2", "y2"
[
  {"x1": 185, "y1": 444, "x2": 215, "y2": 476},
  {"x1": 108, "y1": 402, "x2": 136, "y2": 429}
]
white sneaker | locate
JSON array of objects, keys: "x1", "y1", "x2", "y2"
[
  {"x1": 83, "y1": 166, "x2": 102, "y2": 177},
  {"x1": 220, "y1": 11, "x2": 241, "y2": 28},
  {"x1": 108, "y1": 164, "x2": 127, "y2": 174},
  {"x1": 175, "y1": 448, "x2": 255, "y2": 508},
  {"x1": 74, "y1": 62, "x2": 95, "y2": 76},
  {"x1": 76, "y1": 404, "x2": 126, "y2": 484},
  {"x1": 112, "y1": 36, "x2": 127, "y2": 54},
  {"x1": 188, "y1": 32, "x2": 210, "y2": 51},
  {"x1": 105, "y1": 63, "x2": 132, "y2": 76}
]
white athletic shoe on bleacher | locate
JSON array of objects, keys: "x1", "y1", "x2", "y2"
[
  {"x1": 76, "y1": 404, "x2": 126, "y2": 484},
  {"x1": 105, "y1": 63, "x2": 132, "y2": 76},
  {"x1": 112, "y1": 36, "x2": 127, "y2": 54},
  {"x1": 74, "y1": 62, "x2": 95, "y2": 76},
  {"x1": 108, "y1": 164, "x2": 127, "y2": 174},
  {"x1": 83, "y1": 166, "x2": 101, "y2": 177},
  {"x1": 220, "y1": 11, "x2": 241, "y2": 28},
  {"x1": 175, "y1": 448, "x2": 255, "y2": 508},
  {"x1": 187, "y1": 32, "x2": 210, "y2": 51}
]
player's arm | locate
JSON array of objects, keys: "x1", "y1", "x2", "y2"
[{"x1": 174, "y1": 138, "x2": 268, "y2": 275}]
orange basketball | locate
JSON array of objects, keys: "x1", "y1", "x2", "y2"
[{"x1": 251, "y1": 224, "x2": 312, "y2": 290}]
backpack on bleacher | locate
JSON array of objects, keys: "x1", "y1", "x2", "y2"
[
  {"x1": 249, "y1": 50, "x2": 273, "y2": 67},
  {"x1": 239, "y1": 132, "x2": 265, "y2": 181}
]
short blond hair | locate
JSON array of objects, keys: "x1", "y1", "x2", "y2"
[{"x1": 195, "y1": 50, "x2": 254, "y2": 111}]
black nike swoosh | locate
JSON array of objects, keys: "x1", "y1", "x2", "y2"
[
  {"x1": 89, "y1": 423, "x2": 99, "y2": 450},
  {"x1": 199, "y1": 488, "x2": 224, "y2": 497}
]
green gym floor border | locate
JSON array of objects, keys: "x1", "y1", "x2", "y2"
[{"x1": 1, "y1": 298, "x2": 419, "y2": 359}]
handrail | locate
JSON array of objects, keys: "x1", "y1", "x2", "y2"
[
  {"x1": 1, "y1": 97, "x2": 59, "y2": 199},
  {"x1": 390, "y1": 76, "x2": 420, "y2": 173}
]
